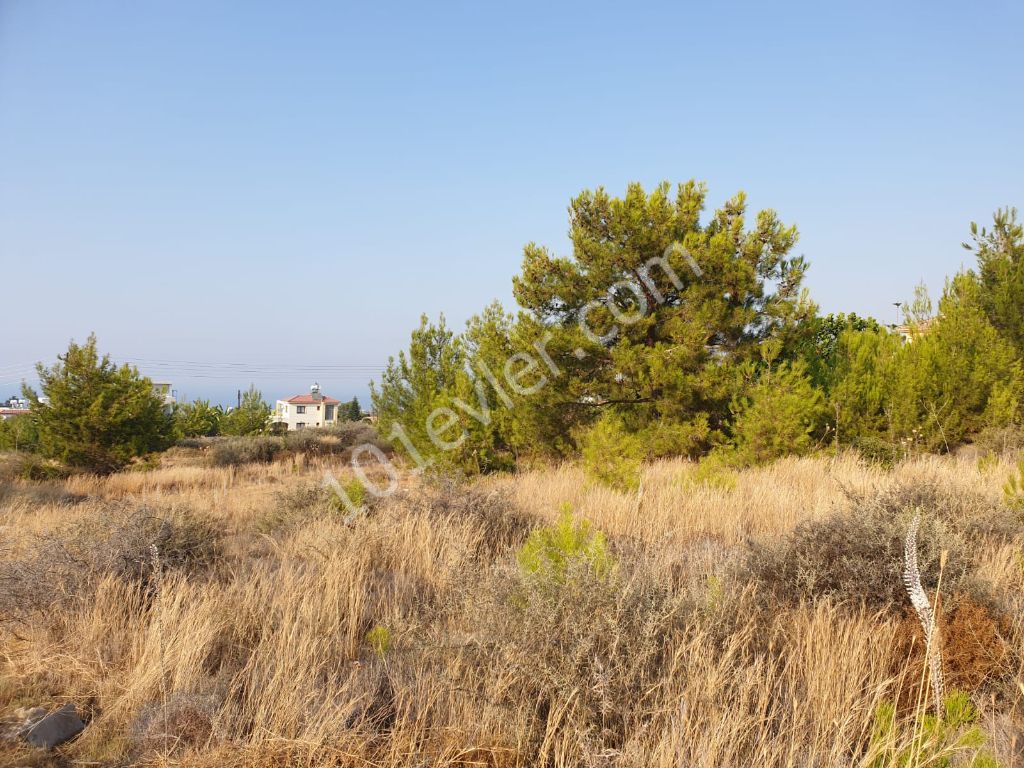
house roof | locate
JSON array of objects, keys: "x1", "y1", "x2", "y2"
[
  {"x1": 282, "y1": 394, "x2": 341, "y2": 405},
  {"x1": 0, "y1": 408, "x2": 29, "y2": 416}
]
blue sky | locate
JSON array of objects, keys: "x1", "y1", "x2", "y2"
[{"x1": 1, "y1": 1, "x2": 1021, "y2": 405}]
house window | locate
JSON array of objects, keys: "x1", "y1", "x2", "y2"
[
  {"x1": 325, "y1": 405, "x2": 335, "y2": 421},
  {"x1": 296, "y1": 405, "x2": 306, "y2": 414},
  {"x1": 296, "y1": 422, "x2": 305, "y2": 430}
]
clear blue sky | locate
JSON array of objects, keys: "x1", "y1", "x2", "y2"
[{"x1": 1, "y1": 1, "x2": 1021, "y2": 405}]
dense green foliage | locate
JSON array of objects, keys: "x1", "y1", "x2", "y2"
[
  {"x1": 793, "y1": 312, "x2": 881, "y2": 390},
  {"x1": 508, "y1": 181, "x2": 813, "y2": 461},
  {"x1": 0, "y1": 414, "x2": 39, "y2": 452},
  {"x1": 723, "y1": 358, "x2": 828, "y2": 466},
  {"x1": 174, "y1": 398, "x2": 222, "y2": 438},
  {"x1": 8, "y1": 183, "x2": 1016, "y2": 482},
  {"x1": 22, "y1": 334, "x2": 174, "y2": 474},
  {"x1": 345, "y1": 397, "x2": 362, "y2": 421},
  {"x1": 373, "y1": 181, "x2": 1024, "y2": 482},
  {"x1": 220, "y1": 386, "x2": 272, "y2": 436},
  {"x1": 965, "y1": 207, "x2": 1024, "y2": 356},
  {"x1": 371, "y1": 314, "x2": 466, "y2": 469}
]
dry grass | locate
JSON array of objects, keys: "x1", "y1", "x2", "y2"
[{"x1": 1, "y1": 449, "x2": 1022, "y2": 766}]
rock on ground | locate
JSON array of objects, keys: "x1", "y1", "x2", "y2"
[{"x1": 2, "y1": 703, "x2": 86, "y2": 750}]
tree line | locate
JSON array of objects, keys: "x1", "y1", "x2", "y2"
[
  {"x1": 0, "y1": 337, "x2": 364, "y2": 474},
  {"x1": 371, "y1": 181, "x2": 1023, "y2": 486},
  {"x1": 4, "y1": 181, "x2": 1019, "y2": 479}
]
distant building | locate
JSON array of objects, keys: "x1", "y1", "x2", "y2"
[
  {"x1": 152, "y1": 382, "x2": 176, "y2": 414},
  {"x1": 273, "y1": 383, "x2": 342, "y2": 431},
  {"x1": 894, "y1": 319, "x2": 934, "y2": 344},
  {"x1": 0, "y1": 396, "x2": 30, "y2": 420}
]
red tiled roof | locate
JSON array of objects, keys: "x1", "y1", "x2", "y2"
[
  {"x1": 282, "y1": 394, "x2": 341, "y2": 405},
  {"x1": 0, "y1": 408, "x2": 29, "y2": 416}
]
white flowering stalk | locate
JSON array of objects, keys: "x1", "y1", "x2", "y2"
[{"x1": 903, "y1": 513, "x2": 944, "y2": 712}]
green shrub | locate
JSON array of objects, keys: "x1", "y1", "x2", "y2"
[
  {"x1": 849, "y1": 434, "x2": 904, "y2": 467},
  {"x1": 174, "y1": 399, "x2": 222, "y2": 438},
  {"x1": 686, "y1": 456, "x2": 737, "y2": 491},
  {"x1": 336, "y1": 477, "x2": 367, "y2": 510},
  {"x1": 579, "y1": 413, "x2": 642, "y2": 492},
  {"x1": 13, "y1": 453, "x2": 71, "y2": 482},
  {"x1": 726, "y1": 360, "x2": 828, "y2": 467},
  {"x1": 1004, "y1": 459, "x2": 1024, "y2": 511},
  {"x1": 219, "y1": 386, "x2": 271, "y2": 436},
  {"x1": 517, "y1": 507, "x2": 613, "y2": 587},
  {"x1": 868, "y1": 692, "x2": 1003, "y2": 768},
  {"x1": 0, "y1": 414, "x2": 38, "y2": 452},
  {"x1": 365, "y1": 624, "x2": 392, "y2": 658},
  {"x1": 977, "y1": 452, "x2": 1000, "y2": 475}
]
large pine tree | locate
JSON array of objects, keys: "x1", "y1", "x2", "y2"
[
  {"x1": 25, "y1": 334, "x2": 174, "y2": 473},
  {"x1": 509, "y1": 180, "x2": 814, "y2": 457}
]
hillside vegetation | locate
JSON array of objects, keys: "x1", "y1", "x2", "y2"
[
  {"x1": 1, "y1": 444, "x2": 1023, "y2": 766},
  {"x1": 2, "y1": 181, "x2": 1022, "y2": 766},
  {"x1": 373, "y1": 184, "x2": 1024, "y2": 480}
]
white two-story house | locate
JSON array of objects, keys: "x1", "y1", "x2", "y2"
[
  {"x1": 274, "y1": 383, "x2": 341, "y2": 431},
  {"x1": 152, "y1": 382, "x2": 176, "y2": 414}
]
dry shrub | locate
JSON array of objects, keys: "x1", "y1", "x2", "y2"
[
  {"x1": 0, "y1": 451, "x2": 70, "y2": 482},
  {"x1": 3, "y1": 453, "x2": 1023, "y2": 768},
  {"x1": 746, "y1": 503, "x2": 967, "y2": 610},
  {"x1": 258, "y1": 482, "x2": 337, "y2": 533},
  {"x1": 0, "y1": 501, "x2": 223, "y2": 622},
  {"x1": 208, "y1": 437, "x2": 283, "y2": 467},
  {"x1": 472, "y1": 553, "x2": 687, "y2": 757},
  {"x1": 890, "y1": 591, "x2": 1012, "y2": 708},
  {"x1": 0, "y1": 481, "x2": 86, "y2": 513},
  {"x1": 175, "y1": 436, "x2": 221, "y2": 450},
  {"x1": 975, "y1": 425, "x2": 1024, "y2": 458},
  {"x1": 130, "y1": 693, "x2": 218, "y2": 756},
  {"x1": 281, "y1": 423, "x2": 388, "y2": 459},
  {"x1": 941, "y1": 593, "x2": 1012, "y2": 691},
  {"x1": 322, "y1": 420, "x2": 388, "y2": 450},
  {"x1": 381, "y1": 477, "x2": 531, "y2": 558},
  {"x1": 870, "y1": 477, "x2": 1022, "y2": 547},
  {"x1": 282, "y1": 429, "x2": 343, "y2": 457},
  {"x1": 747, "y1": 477, "x2": 1023, "y2": 613},
  {"x1": 0, "y1": 449, "x2": 23, "y2": 482}
]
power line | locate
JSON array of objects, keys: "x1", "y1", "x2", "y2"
[{"x1": 0, "y1": 356, "x2": 389, "y2": 389}]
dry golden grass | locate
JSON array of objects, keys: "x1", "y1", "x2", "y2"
[{"x1": 1, "y1": 448, "x2": 1022, "y2": 767}]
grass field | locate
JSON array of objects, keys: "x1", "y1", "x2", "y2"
[{"x1": 1, "y1": 446, "x2": 1022, "y2": 766}]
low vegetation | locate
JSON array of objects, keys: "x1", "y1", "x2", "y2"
[{"x1": 1, "y1": 446, "x2": 1022, "y2": 766}]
